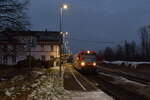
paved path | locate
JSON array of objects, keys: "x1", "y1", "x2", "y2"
[
  {"x1": 63, "y1": 64, "x2": 113, "y2": 100},
  {"x1": 64, "y1": 64, "x2": 97, "y2": 91}
]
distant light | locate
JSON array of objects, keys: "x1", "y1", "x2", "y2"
[
  {"x1": 62, "y1": 4, "x2": 68, "y2": 10},
  {"x1": 93, "y1": 62, "x2": 96, "y2": 66},
  {"x1": 60, "y1": 32, "x2": 63, "y2": 34},
  {"x1": 60, "y1": 32, "x2": 68, "y2": 35},
  {"x1": 65, "y1": 32, "x2": 68, "y2": 35}
]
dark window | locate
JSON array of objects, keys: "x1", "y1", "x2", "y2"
[
  {"x1": 50, "y1": 56, "x2": 54, "y2": 59},
  {"x1": 3, "y1": 56, "x2": 8, "y2": 64},
  {"x1": 51, "y1": 45, "x2": 54, "y2": 51},
  {"x1": 81, "y1": 55, "x2": 96, "y2": 62},
  {"x1": 41, "y1": 45, "x2": 44, "y2": 50},
  {"x1": 0, "y1": 56, "x2": 2, "y2": 64},
  {"x1": 12, "y1": 56, "x2": 16, "y2": 63},
  {"x1": 41, "y1": 55, "x2": 45, "y2": 61},
  {"x1": 3, "y1": 45, "x2": 8, "y2": 52}
]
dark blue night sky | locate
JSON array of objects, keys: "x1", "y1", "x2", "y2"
[{"x1": 28, "y1": 0, "x2": 150, "y2": 53}]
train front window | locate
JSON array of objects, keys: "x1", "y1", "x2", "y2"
[{"x1": 81, "y1": 55, "x2": 96, "y2": 62}]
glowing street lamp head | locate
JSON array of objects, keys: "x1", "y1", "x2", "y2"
[{"x1": 62, "y1": 4, "x2": 68, "y2": 10}]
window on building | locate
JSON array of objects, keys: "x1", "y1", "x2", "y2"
[
  {"x1": 41, "y1": 55, "x2": 45, "y2": 61},
  {"x1": 12, "y1": 56, "x2": 16, "y2": 63},
  {"x1": 50, "y1": 56, "x2": 54, "y2": 59},
  {"x1": 3, "y1": 55, "x2": 8, "y2": 64},
  {"x1": 51, "y1": 45, "x2": 54, "y2": 51},
  {"x1": 41, "y1": 44, "x2": 44, "y2": 50},
  {"x1": 0, "y1": 56, "x2": 2, "y2": 64},
  {"x1": 3, "y1": 45, "x2": 8, "y2": 53}
]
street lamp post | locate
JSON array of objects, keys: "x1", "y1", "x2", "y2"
[{"x1": 59, "y1": 4, "x2": 68, "y2": 76}]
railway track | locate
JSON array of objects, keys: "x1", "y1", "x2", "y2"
[
  {"x1": 84, "y1": 74, "x2": 148, "y2": 100},
  {"x1": 64, "y1": 64, "x2": 98, "y2": 91},
  {"x1": 97, "y1": 67, "x2": 150, "y2": 85},
  {"x1": 82, "y1": 66, "x2": 150, "y2": 100},
  {"x1": 65, "y1": 64, "x2": 150, "y2": 100}
]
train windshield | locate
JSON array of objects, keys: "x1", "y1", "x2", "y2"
[{"x1": 81, "y1": 55, "x2": 96, "y2": 62}]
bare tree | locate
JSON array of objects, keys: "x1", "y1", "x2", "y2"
[
  {"x1": 115, "y1": 45, "x2": 124, "y2": 60},
  {"x1": 103, "y1": 47, "x2": 114, "y2": 61},
  {"x1": 0, "y1": 0, "x2": 30, "y2": 31},
  {"x1": 124, "y1": 40, "x2": 130, "y2": 59},
  {"x1": 139, "y1": 26, "x2": 150, "y2": 58},
  {"x1": 0, "y1": 31, "x2": 26, "y2": 64},
  {"x1": 130, "y1": 40, "x2": 136, "y2": 59},
  {"x1": 97, "y1": 50, "x2": 103, "y2": 61},
  {"x1": 0, "y1": 0, "x2": 30, "y2": 64},
  {"x1": 123, "y1": 40, "x2": 137, "y2": 60}
]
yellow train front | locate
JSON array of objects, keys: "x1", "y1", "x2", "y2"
[{"x1": 73, "y1": 50, "x2": 97, "y2": 73}]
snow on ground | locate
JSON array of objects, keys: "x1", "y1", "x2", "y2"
[
  {"x1": 104, "y1": 61, "x2": 150, "y2": 68},
  {"x1": 11, "y1": 75, "x2": 25, "y2": 82},
  {"x1": 27, "y1": 67, "x2": 66, "y2": 100},
  {"x1": 3, "y1": 73, "x2": 36, "y2": 99},
  {"x1": 1, "y1": 66, "x2": 113, "y2": 100},
  {"x1": 27, "y1": 67, "x2": 113, "y2": 100},
  {"x1": 3, "y1": 75, "x2": 26, "y2": 98}
]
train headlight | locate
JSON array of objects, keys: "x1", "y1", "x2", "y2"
[
  {"x1": 93, "y1": 62, "x2": 96, "y2": 66},
  {"x1": 81, "y1": 62, "x2": 85, "y2": 66}
]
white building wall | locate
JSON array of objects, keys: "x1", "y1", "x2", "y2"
[
  {"x1": 0, "y1": 35, "x2": 60, "y2": 65},
  {"x1": 0, "y1": 44, "x2": 60, "y2": 65},
  {"x1": 30, "y1": 45, "x2": 59, "y2": 61},
  {"x1": 15, "y1": 45, "x2": 60, "y2": 64}
]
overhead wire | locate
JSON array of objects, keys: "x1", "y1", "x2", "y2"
[{"x1": 68, "y1": 38, "x2": 124, "y2": 44}]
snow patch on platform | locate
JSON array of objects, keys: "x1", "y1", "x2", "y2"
[{"x1": 64, "y1": 91, "x2": 113, "y2": 100}]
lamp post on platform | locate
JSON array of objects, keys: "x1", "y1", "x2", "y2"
[{"x1": 59, "y1": 3, "x2": 68, "y2": 76}]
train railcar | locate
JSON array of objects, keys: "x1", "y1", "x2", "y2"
[{"x1": 73, "y1": 50, "x2": 97, "y2": 73}]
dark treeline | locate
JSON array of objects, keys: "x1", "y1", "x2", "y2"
[{"x1": 98, "y1": 26, "x2": 150, "y2": 62}]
